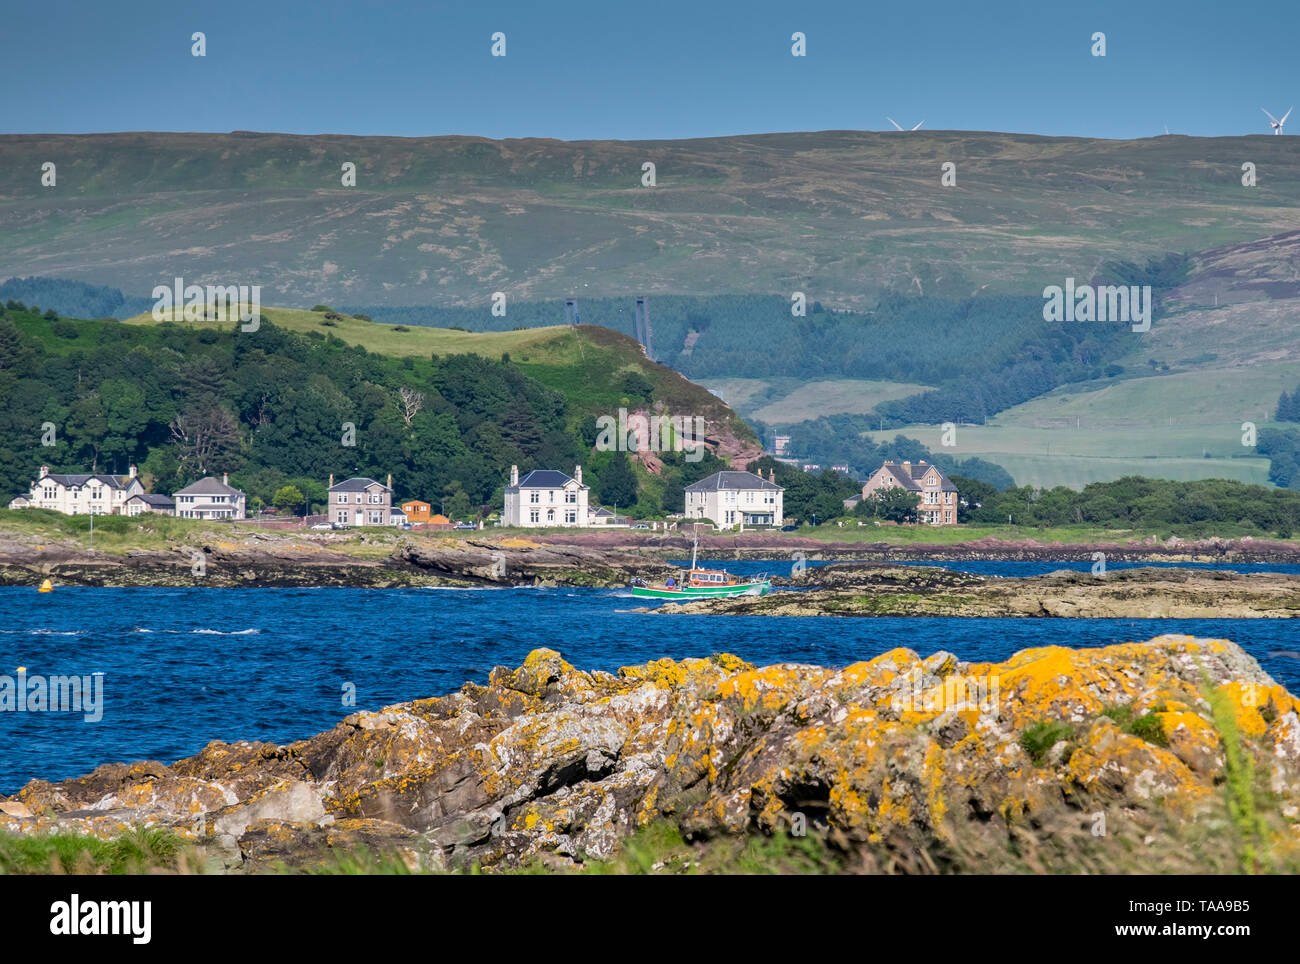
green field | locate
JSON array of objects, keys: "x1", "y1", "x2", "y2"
[
  {"x1": 124, "y1": 306, "x2": 574, "y2": 359},
  {"x1": 864, "y1": 423, "x2": 1273, "y2": 489}
]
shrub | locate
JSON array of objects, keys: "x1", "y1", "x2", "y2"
[
  {"x1": 1019, "y1": 720, "x2": 1073, "y2": 765},
  {"x1": 1129, "y1": 713, "x2": 1168, "y2": 747}
]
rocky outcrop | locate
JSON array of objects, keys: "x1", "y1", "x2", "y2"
[
  {"x1": 0, "y1": 534, "x2": 671, "y2": 589},
  {"x1": 4, "y1": 637, "x2": 1299, "y2": 873},
  {"x1": 393, "y1": 538, "x2": 672, "y2": 587},
  {"x1": 651, "y1": 565, "x2": 1300, "y2": 618}
]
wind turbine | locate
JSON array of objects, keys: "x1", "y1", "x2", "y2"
[
  {"x1": 1262, "y1": 106, "x2": 1293, "y2": 134},
  {"x1": 887, "y1": 117, "x2": 924, "y2": 131}
]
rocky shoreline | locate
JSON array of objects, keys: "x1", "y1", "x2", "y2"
[
  {"x1": 3, "y1": 637, "x2": 1298, "y2": 873},
  {"x1": 645, "y1": 564, "x2": 1300, "y2": 618},
  {"x1": 0, "y1": 536, "x2": 673, "y2": 589}
]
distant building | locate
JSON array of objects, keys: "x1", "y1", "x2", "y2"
[
  {"x1": 802, "y1": 463, "x2": 822, "y2": 472},
  {"x1": 173, "y1": 474, "x2": 246, "y2": 520},
  {"x1": 503, "y1": 464, "x2": 590, "y2": 527},
  {"x1": 860, "y1": 460, "x2": 957, "y2": 525},
  {"x1": 588, "y1": 506, "x2": 630, "y2": 527},
  {"x1": 830, "y1": 464, "x2": 850, "y2": 474},
  {"x1": 773, "y1": 436, "x2": 791, "y2": 457},
  {"x1": 401, "y1": 500, "x2": 432, "y2": 524},
  {"x1": 389, "y1": 507, "x2": 409, "y2": 527},
  {"x1": 684, "y1": 469, "x2": 783, "y2": 529},
  {"x1": 125, "y1": 493, "x2": 176, "y2": 516},
  {"x1": 327, "y1": 475, "x2": 393, "y2": 527},
  {"x1": 21, "y1": 464, "x2": 146, "y2": 516}
]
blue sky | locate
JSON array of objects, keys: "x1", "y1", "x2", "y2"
[{"x1": 3, "y1": 0, "x2": 1297, "y2": 141}]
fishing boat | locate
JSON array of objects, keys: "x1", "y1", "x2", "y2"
[{"x1": 630, "y1": 533, "x2": 771, "y2": 599}]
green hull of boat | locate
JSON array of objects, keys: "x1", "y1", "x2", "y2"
[{"x1": 631, "y1": 581, "x2": 771, "y2": 599}]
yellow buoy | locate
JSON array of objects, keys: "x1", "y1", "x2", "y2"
[{"x1": 38, "y1": 578, "x2": 53, "y2": 592}]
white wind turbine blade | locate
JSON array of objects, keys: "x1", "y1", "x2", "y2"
[
  {"x1": 1282, "y1": 106, "x2": 1294, "y2": 124},
  {"x1": 1263, "y1": 107, "x2": 1280, "y2": 124},
  {"x1": 911, "y1": 120, "x2": 925, "y2": 130},
  {"x1": 887, "y1": 117, "x2": 904, "y2": 130}
]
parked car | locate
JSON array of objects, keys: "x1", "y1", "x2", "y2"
[
  {"x1": 453, "y1": 522, "x2": 476, "y2": 530},
  {"x1": 309, "y1": 523, "x2": 332, "y2": 530},
  {"x1": 631, "y1": 523, "x2": 650, "y2": 530},
  {"x1": 780, "y1": 524, "x2": 800, "y2": 531}
]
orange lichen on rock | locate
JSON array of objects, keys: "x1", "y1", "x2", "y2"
[{"x1": 6, "y1": 640, "x2": 1300, "y2": 872}]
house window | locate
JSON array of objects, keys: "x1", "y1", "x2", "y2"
[
  {"x1": 369, "y1": 494, "x2": 381, "y2": 504},
  {"x1": 530, "y1": 491, "x2": 539, "y2": 503},
  {"x1": 547, "y1": 509, "x2": 555, "y2": 522},
  {"x1": 565, "y1": 510, "x2": 576, "y2": 523},
  {"x1": 548, "y1": 491, "x2": 555, "y2": 503},
  {"x1": 369, "y1": 511, "x2": 381, "y2": 524},
  {"x1": 529, "y1": 509, "x2": 539, "y2": 523},
  {"x1": 337, "y1": 510, "x2": 349, "y2": 524},
  {"x1": 566, "y1": 491, "x2": 576, "y2": 503}
]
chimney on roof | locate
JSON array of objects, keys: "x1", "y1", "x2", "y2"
[
  {"x1": 769, "y1": 468, "x2": 775, "y2": 482},
  {"x1": 574, "y1": 464, "x2": 583, "y2": 485},
  {"x1": 329, "y1": 473, "x2": 334, "y2": 489},
  {"x1": 901, "y1": 461, "x2": 911, "y2": 471},
  {"x1": 223, "y1": 472, "x2": 229, "y2": 486},
  {"x1": 510, "y1": 464, "x2": 519, "y2": 486},
  {"x1": 128, "y1": 464, "x2": 137, "y2": 479},
  {"x1": 39, "y1": 465, "x2": 48, "y2": 479},
  {"x1": 918, "y1": 459, "x2": 926, "y2": 465},
  {"x1": 386, "y1": 473, "x2": 392, "y2": 490}
]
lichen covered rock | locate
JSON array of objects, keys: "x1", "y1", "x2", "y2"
[{"x1": 5, "y1": 636, "x2": 1299, "y2": 873}]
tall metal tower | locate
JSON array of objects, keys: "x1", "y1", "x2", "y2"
[
  {"x1": 634, "y1": 296, "x2": 654, "y2": 361},
  {"x1": 564, "y1": 298, "x2": 580, "y2": 326}
]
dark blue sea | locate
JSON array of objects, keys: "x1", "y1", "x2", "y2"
[{"x1": 2, "y1": 558, "x2": 1299, "y2": 794}]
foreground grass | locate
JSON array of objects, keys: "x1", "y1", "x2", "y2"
[{"x1": 0, "y1": 827, "x2": 196, "y2": 875}]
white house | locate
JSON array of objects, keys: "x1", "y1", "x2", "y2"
[
  {"x1": 328, "y1": 475, "x2": 393, "y2": 527},
  {"x1": 503, "y1": 464, "x2": 590, "y2": 527},
  {"x1": 21, "y1": 465, "x2": 146, "y2": 515},
  {"x1": 173, "y1": 474, "x2": 247, "y2": 520},
  {"x1": 684, "y1": 469, "x2": 783, "y2": 529}
]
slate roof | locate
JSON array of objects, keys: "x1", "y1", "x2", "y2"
[
  {"x1": 38, "y1": 473, "x2": 136, "y2": 490},
  {"x1": 128, "y1": 493, "x2": 175, "y2": 507},
  {"x1": 174, "y1": 477, "x2": 244, "y2": 497},
  {"x1": 328, "y1": 477, "x2": 391, "y2": 493},
  {"x1": 508, "y1": 469, "x2": 586, "y2": 491},
  {"x1": 684, "y1": 471, "x2": 782, "y2": 493}
]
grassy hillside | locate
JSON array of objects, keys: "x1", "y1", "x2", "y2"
[
  {"x1": 120, "y1": 307, "x2": 753, "y2": 444},
  {"x1": 5, "y1": 130, "x2": 1300, "y2": 309}
]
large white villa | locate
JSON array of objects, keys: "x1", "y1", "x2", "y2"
[
  {"x1": 684, "y1": 469, "x2": 783, "y2": 529},
  {"x1": 173, "y1": 474, "x2": 247, "y2": 520},
  {"x1": 17, "y1": 465, "x2": 146, "y2": 515},
  {"x1": 503, "y1": 464, "x2": 591, "y2": 527}
]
